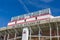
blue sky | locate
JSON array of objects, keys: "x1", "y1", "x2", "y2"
[{"x1": 0, "y1": 0, "x2": 60, "y2": 27}]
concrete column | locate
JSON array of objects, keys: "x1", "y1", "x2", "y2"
[
  {"x1": 56, "y1": 22, "x2": 59, "y2": 40},
  {"x1": 57, "y1": 26, "x2": 59, "y2": 40},
  {"x1": 38, "y1": 25, "x2": 40, "y2": 40},
  {"x1": 48, "y1": 19, "x2": 52, "y2": 40},
  {"x1": 7, "y1": 34, "x2": 9, "y2": 40},
  {"x1": 14, "y1": 33, "x2": 16, "y2": 40},
  {"x1": 30, "y1": 27, "x2": 31, "y2": 40},
  {"x1": 4, "y1": 35, "x2": 6, "y2": 40},
  {"x1": 50, "y1": 27, "x2": 52, "y2": 40}
]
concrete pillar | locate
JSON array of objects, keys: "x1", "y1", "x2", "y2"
[
  {"x1": 7, "y1": 34, "x2": 9, "y2": 40},
  {"x1": 48, "y1": 19, "x2": 52, "y2": 40},
  {"x1": 30, "y1": 27, "x2": 31, "y2": 40},
  {"x1": 56, "y1": 22, "x2": 59, "y2": 40},
  {"x1": 14, "y1": 33, "x2": 16, "y2": 40},
  {"x1": 38, "y1": 26, "x2": 40, "y2": 40},
  {"x1": 57, "y1": 26, "x2": 59, "y2": 40},
  {"x1": 4, "y1": 35, "x2": 6, "y2": 40},
  {"x1": 50, "y1": 27, "x2": 52, "y2": 40}
]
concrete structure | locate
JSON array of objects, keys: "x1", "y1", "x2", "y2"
[{"x1": 0, "y1": 8, "x2": 60, "y2": 40}]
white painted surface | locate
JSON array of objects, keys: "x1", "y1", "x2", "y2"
[
  {"x1": 8, "y1": 22, "x2": 15, "y2": 26},
  {"x1": 22, "y1": 28, "x2": 29, "y2": 40},
  {"x1": 17, "y1": 20, "x2": 25, "y2": 24},
  {"x1": 26, "y1": 17, "x2": 36, "y2": 22},
  {"x1": 37, "y1": 15, "x2": 50, "y2": 20}
]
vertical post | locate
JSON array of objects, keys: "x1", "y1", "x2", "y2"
[
  {"x1": 7, "y1": 34, "x2": 9, "y2": 40},
  {"x1": 4, "y1": 35, "x2": 6, "y2": 40},
  {"x1": 14, "y1": 33, "x2": 16, "y2": 40},
  {"x1": 50, "y1": 26, "x2": 52, "y2": 40},
  {"x1": 56, "y1": 22, "x2": 59, "y2": 40},
  {"x1": 37, "y1": 24, "x2": 41, "y2": 40},
  {"x1": 57, "y1": 26, "x2": 59, "y2": 40},
  {"x1": 48, "y1": 19, "x2": 52, "y2": 40},
  {"x1": 30, "y1": 27, "x2": 31, "y2": 40},
  {"x1": 39, "y1": 27, "x2": 40, "y2": 40},
  {"x1": 37, "y1": 21, "x2": 42, "y2": 40}
]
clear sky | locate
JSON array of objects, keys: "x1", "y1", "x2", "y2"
[{"x1": 0, "y1": 0, "x2": 60, "y2": 27}]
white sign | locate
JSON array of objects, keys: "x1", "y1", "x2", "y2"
[{"x1": 22, "y1": 28, "x2": 29, "y2": 40}]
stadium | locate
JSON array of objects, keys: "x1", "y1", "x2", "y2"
[{"x1": 0, "y1": 8, "x2": 60, "y2": 40}]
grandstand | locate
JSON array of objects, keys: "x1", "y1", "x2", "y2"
[{"x1": 0, "y1": 8, "x2": 60, "y2": 40}]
